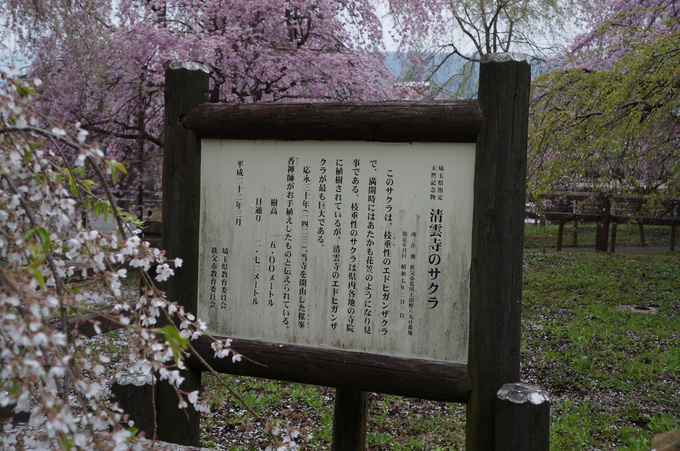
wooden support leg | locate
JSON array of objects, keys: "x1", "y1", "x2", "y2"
[
  {"x1": 595, "y1": 196, "x2": 610, "y2": 252},
  {"x1": 671, "y1": 224, "x2": 676, "y2": 251},
  {"x1": 556, "y1": 220, "x2": 564, "y2": 251},
  {"x1": 638, "y1": 223, "x2": 646, "y2": 247},
  {"x1": 331, "y1": 388, "x2": 368, "y2": 451},
  {"x1": 154, "y1": 369, "x2": 202, "y2": 445},
  {"x1": 496, "y1": 383, "x2": 550, "y2": 451},
  {"x1": 571, "y1": 220, "x2": 578, "y2": 247},
  {"x1": 110, "y1": 372, "x2": 155, "y2": 438},
  {"x1": 610, "y1": 222, "x2": 617, "y2": 253}
]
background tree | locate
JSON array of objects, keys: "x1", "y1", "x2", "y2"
[
  {"x1": 567, "y1": 0, "x2": 679, "y2": 68},
  {"x1": 387, "y1": 0, "x2": 575, "y2": 98},
  {"x1": 1, "y1": 0, "x2": 403, "y2": 212},
  {"x1": 528, "y1": 0, "x2": 680, "y2": 214}
]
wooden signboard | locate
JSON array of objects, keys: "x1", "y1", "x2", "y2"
[
  {"x1": 160, "y1": 54, "x2": 532, "y2": 450},
  {"x1": 197, "y1": 139, "x2": 475, "y2": 364}
]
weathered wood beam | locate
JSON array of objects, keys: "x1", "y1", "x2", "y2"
[
  {"x1": 188, "y1": 336, "x2": 472, "y2": 403},
  {"x1": 181, "y1": 101, "x2": 482, "y2": 143}
]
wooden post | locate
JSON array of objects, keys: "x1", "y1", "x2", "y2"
[
  {"x1": 331, "y1": 388, "x2": 368, "y2": 451},
  {"x1": 595, "y1": 195, "x2": 610, "y2": 252},
  {"x1": 156, "y1": 61, "x2": 210, "y2": 446},
  {"x1": 467, "y1": 53, "x2": 530, "y2": 451},
  {"x1": 496, "y1": 383, "x2": 550, "y2": 451},
  {"x1": 556, "y1": 220, "x2": 564, "y2": 251},
  {"x1": 671, "y1": 222, "x2": 676, "y2": 251},
  {"x1": 638, "y1": 223, "x2": 646, "y2": 247},
  {"x1": 571, "y1": 220, "x2": 578, "y2": 247},
  {"x1": 110, "y1": 372, "x2": 155, "y2": 437},
  {"x1": 610, "y1": 222, "x2": 618, "y2": 253}
]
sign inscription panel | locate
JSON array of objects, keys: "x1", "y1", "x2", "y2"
[{"x1": 197, "y1": 139, "x2": 475, "y2": 363}]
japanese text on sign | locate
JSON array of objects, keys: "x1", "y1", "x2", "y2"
[{"x1": 198, "y1": 140, "x2": 475, "y2": 363}]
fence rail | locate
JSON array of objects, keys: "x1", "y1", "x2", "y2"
[{"x1": 525, "y1": 210, "x2": 678, "y2": 252}]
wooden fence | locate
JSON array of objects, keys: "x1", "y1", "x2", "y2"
[{"x1": 526, "y1": 197, "x2": 678, "y2": 252}]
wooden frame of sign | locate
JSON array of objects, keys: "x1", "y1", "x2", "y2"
[{"x1": 159, "y1": 54, "x2": 530, "y2": 450}]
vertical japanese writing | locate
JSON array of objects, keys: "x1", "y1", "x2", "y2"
[
  {"x1": 408, "y1": 233, "x2": 416, "y2": 335},
  {"x1": 283, "y1": 158, "x2": 295, "y2": 326},
  {"x1": 299, "y1": 165, "x2": 311, "y2": 329},
  {"x1": 364, "y1": 161, "x2": 378, "y2": 335},
  {"x1": 209, "y1": 246, "x2": 217, "y2": 309},
  {"x1": 267, "y1": 238, "x2": 277, "y2": 307},
  {"x1": 347, "y1": 201, "x2": 358, "y2": 333},
  {"x1": 384, "y1": 170, "x2": 394, "y2": 224},
  {"x1": 331, "y1": 244, "x2": 340, "y2": 330},
  {"x1": 200, "y1": 140, "x2": 477, "y2": 365},
  {"x1": 332, "y1": 158, "x2": 343, "y2": 331},
  {"x1": 255, "y1": 197, "x2": 262, "y2": 222},
  {"x1": 380, "y1": 231, "x2": 391, "y2": 336},
  {"x1": 334, "y1": 159, "x2": 343, "y2": 236},
  {"x1": 347, "y1": 158, "x2": 360, "y2": 333},
  {"x1": 399, "y1": 231, "x2": 408, "y2": 321},
  {"x1": 380, "y1": 169, "x2": 394, "y2": 336},
  {"x1": 221, "y1": 248, "x2": 229, "y2": 310},
  {"x1": 437, "y1": 166, "x2": 444, "y2": 200},
  {"x1": 235, "y1": 160, "x2": 244, "y2": 226},
  {"x1": 351, "y1": 159, "x2": 360, "y2": 196},
  {"x1": 317, "y1": 159, "x2": 327, "y2": 244},
  {"x1": 428, "y1": 208, "x2": 443, "y2": 309},
  {"x1": 430, "y1": 165, "x2": 444, "y2": 201},
  {"x1": 252, "y1": 240, "x2": 261, "y2": 305}
]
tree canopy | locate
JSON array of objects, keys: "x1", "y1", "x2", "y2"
[
  {"x1": 389, "y1": 0, "x2": 575, "y2": 98},
  {"x1": 1, "y1": 0, "x2": 414, "y2": 199},
  {"x1": 528, "y1": 0, "x2": 679, "y2": 213}
]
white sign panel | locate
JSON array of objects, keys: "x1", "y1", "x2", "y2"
[{"x1": 197, "y1": 139, "x2": 475, "y2": 363}]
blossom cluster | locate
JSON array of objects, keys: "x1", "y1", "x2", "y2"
[
  {"x1": 0, "y1": 68, "x2": 244, "y2": 449},
  {"x1": 568, "y1": 0, "x2": 680, "y2": 69},
  {"x1": 265, "y1": 420, "x2": 312, "y2": 451}
]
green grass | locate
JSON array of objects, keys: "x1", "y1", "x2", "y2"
[
  {"x1": 522, "y1": 251, "x2": 680, "y2": 450},
  {"x1": 524, "y1": 223, "x2": 675, "y2": 249},
  {"x1": 200, "y1": 250, "x2": 679, "y2": 450},
  {"x1": 200, "y1": 376, "x2": 467, "y2": 450}
]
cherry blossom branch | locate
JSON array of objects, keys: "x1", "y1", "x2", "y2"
[
  {"x1": 1, "y1": 172, "x2": 70, "y2": 338},
  {"x1": 84, "y1": 155, "x2": 131, "y2": 239}
]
